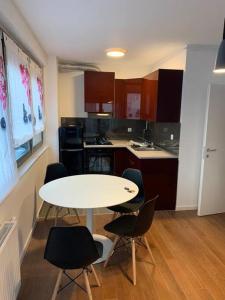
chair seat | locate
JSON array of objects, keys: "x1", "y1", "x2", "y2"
[
  {"x1": 44, "y1": 226, "x2": 100, "y2": 270},
  {"x1": 107, "y1": 199, "x2": 144, "y2": 213},
  {"x1": 104, "y1": 215, "x2": 137, "y2": 237}
]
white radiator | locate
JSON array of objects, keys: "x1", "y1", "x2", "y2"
[{"x1": 0, "y1": 220, "x2": 21, "y2": 300}]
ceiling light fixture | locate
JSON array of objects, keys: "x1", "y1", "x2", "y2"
[
  {"x1": 105, "y1": 48, "x2": 127, "y2": 58},
  {"x1": 214, "y1": 19, "x2": 225, "y2": 74}
]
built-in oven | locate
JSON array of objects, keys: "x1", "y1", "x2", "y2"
[
  {"x1": 85, "y1": 148, "x2": 114, "y2": 174},
  {"x1": 59, "y1": 126, "x2": 84, "y2": 175}
]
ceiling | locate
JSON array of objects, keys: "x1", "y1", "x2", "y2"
[{"x1": 13, "y1": 0, "x2": 225, "y2": 76}]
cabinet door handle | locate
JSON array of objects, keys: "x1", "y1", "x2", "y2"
[{"x1": 207, "y1": 148, "x2": 217, "y2": 152}]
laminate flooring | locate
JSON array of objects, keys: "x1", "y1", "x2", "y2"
[{"x1": 18, "y1": 211, "x2": 225, "y2": 300}]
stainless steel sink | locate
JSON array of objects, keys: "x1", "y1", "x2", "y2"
[{"x1": 131, "y1": 145, "x2": 162, "y2": 151}]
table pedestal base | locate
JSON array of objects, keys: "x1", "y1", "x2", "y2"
[{"x1": 93, "y1": 234, "x2": 113, "y2": 264}]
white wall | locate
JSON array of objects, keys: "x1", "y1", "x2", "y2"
[
  {"x1": 150, "y1": 48, "x2": 187, "y2": 72},
  {"x1": 0, "y1": 0, "x2": 46, "y2": 65},
  {"x1": 176, "y1": 45, "x2": 219, "y2": 210},
  {"x1": 45, "y1": 56, "x2": 59, "y2": 161},
  {"x1": 0, "y1": 0, "x2": 58, "y2": 260},
  {"x1": 99, "y1": 63, "x2": 150, "y2": 79},
  {"x1": 0, "y1": 151, "x2": 49, "y2": 259},
  {"x1": 58, "y1": 71, "x2": 87, "y2": 118}
]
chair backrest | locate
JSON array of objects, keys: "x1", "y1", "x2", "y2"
[
  {"x1": 44, "y1": 226, "x2": 100, "y2": 269},
  {"x1": 133, "y1": 195, "x2": 158, "y2": 237},
  {"x1": 122, "y1": 168, "x2": 145, "y2": 203},
  {"x1": 44, "y1": 163, "x2": 68, "y2": 184}
]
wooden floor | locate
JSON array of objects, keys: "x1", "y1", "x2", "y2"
[{"x1": 18, "y1": 211, "x2": 225, "y2": 300}]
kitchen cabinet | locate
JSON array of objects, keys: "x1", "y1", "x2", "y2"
[
  {"x1": 114, "y1": 78, "x2": 143, "y2": 119},
  {"x1": 114, "y1": 78, "x2": 151, "y2": 120},
  {"x1": 84, "y1": 71, "x2": 115, "y2": 113},
  {"x1": 114, "y1": 148, "x2": 129, "y2": 176},
  {"x1": 114, "y1": 69, "x2": 183, "y2": 122},
  {"x1": 144, "y1": 69, "x2": 183, "y2": 122},
  {"x1": 114, "y1": 149, "x2": 178, "y2": 210}
]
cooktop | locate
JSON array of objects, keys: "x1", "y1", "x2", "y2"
[{"x1": 85, "y1": 140, "x2": 113, "y2": 146}]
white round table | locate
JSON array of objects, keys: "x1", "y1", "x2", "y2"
[{"x1": 39, "y1": 174, "x2": 138, "y2": 263}]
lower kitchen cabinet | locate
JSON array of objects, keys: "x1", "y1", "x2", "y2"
[
  {"x1": 114, "y1": 148, "x2": 128, "y2": 176},
  {"x1": 140, "y1": 157, "x2": 178, "y2": 210},
  {"x1": 114, "y1": 149, "x2": 178, "y2": 210}
]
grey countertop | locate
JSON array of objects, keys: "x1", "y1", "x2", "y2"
[{"x1": 83, "y1": 139, "x2": 178, "y2": 159}]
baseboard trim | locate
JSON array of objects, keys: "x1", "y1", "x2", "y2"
[
  {"x1": 20, "y1": 201, "x2": 44, "y2": 264},
  {"x1": 176, "y1": 205, "x2": 198, "y2": 211}
]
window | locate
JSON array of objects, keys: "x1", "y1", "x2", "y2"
[
  {"x1": 15, "y1": 142, "x2": 30, "y2": 161},
  {"x1": 15, "y1": 132, "x2": 43, "y2": 166},
  {"x1": 33, "y1": 132, "x2": 43, "y2": 148},
  {"x1": 2, "y1": 32, "x2": 45, "y2": 166}
]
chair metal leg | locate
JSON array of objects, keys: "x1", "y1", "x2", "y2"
[
  {"x1": 131, "y1": 239, "x2": 136, "y2": 286},
  {"x1": 104, "y1": 236, "x2": 120, "y2": 268},
  {"x1": 84, "y1": 269, "x2": 93, "y2": 300},
  {"x1": 73, "y1": 208, "x2": 80, "y2": 223},
  {"x1": 51, "y1": 269, "x2": 63, "y2": 300},
  {"x1": 44, "y1": 204, "x2": 52, "y2": 221},
  {"x1": 144, "y1": 236, "x2": 155, "y2": 265},
  {"x1": 90, "y1": 264, "x2": 101, "y2": 287}
]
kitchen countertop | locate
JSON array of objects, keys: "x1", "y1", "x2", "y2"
[{"x1": 83, "y1": 139, "x2": 177, "y2": 159}]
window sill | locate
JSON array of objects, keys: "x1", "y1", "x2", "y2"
[{"x1": 18, "y1": 145, "x2": 48, "y2": 178}]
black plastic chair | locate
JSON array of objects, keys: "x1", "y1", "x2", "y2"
[
  {"x1": 44, "y1": 163, "x2": 80, "y2": 225},
  {"x1": 44, "y1": 226, "x2": 102, "y2": 300},
  {"x1": 107, "y1": 168, "x2": 145, "y2": 217},
  {"x1": 104, "y1": 195, "x2": 158, "y2": 285}
]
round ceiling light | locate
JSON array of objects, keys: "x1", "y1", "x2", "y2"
[{"x1": 105, "y1": 48, "x2": 127, "y2": 57}]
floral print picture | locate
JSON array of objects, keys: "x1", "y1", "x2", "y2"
[
  {"x1": 0, "y1": 56, "x2": 7, "y2": 111},
  {"x1": 0, "y1": 56, "x2": 7, "y2": 129},
  {"x1": 37, "y1": 77, "x2": 43, "y2": 107},
  {"x1": 19, "y1": 64, "x2": 32, "y2": 106},
  {"x1": 20, "y1": 64, "x2": 32, "y2": 124}
]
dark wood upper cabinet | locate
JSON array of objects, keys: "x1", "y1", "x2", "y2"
[
  {"x1": 85, "y1": 69, "x2": 183, "y2": 120},
  {"x1": 114, "y1": 78, "x2": 143, "y2": 119},
  {"x1": 84, "y1": 71, "x2": 115, "y2": 113},
  {"x1": 115, "y1": 70, "x2": 183, "y2": 122},
  {"x1": 144, "y1": 69, "x2": 183, "y2": 122},
  {"x1": 114, "y1": 79, "x2": 126, "y2": 119},
  {"x1": 141, "y1": 78, "x2": 158, "y2": 120}
]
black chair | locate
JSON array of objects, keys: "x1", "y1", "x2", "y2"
[
  {"x1": 44, "y1": 163, "x2": 80, "y2": 225},
  {"x1": 107, "y1": 168, "x2": 145, "y2": 217},
  {"x1": 104, "y1": 195, "x2": 158, "y2": 285},
  {"x1": 44, "y1": 226, "x2": 102, "y2": 300}
]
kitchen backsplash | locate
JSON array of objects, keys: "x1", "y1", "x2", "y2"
[
  {"x1": 61, "y1": 117, "x2": 146, "y2": 139},
  {"x1": 149, "y1": 122, "x2": 180, "y2": 146},
  {"x1": 61, "y1": 117, "x2": 180, "y2": 145}
]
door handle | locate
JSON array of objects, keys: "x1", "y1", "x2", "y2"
[{"x1": 207, "y1": 148, "x2": 217, "y2": 152}]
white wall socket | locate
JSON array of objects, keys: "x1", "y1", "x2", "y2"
[{"x1": 128, "y1": 127, "x2": 132, "y2": 132}]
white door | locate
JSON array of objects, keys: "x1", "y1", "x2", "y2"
[{"x1": 198, "y1": 83, "x2": 225, "y2": 216}]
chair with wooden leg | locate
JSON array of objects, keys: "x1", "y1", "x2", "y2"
[
  {"x1": 104, "y1": 195, "x2": 158, "y2": 285},
  {"x1": 44, "y1": 163, "x2": 80, "y2": 225},
  {"x1": 44, "y1": 226, "x2": 102, "y2": 300}
]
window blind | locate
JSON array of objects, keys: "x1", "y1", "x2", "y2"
[
  {"x1": 3, "y1": 33, "x2": 33, "y2": 147},
  {"x1": 0, "y1": 33, "x2": 17, "y2": 202},
  {"x1": 30, "y1": 60, "x2": 44, "y2": 134}
]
